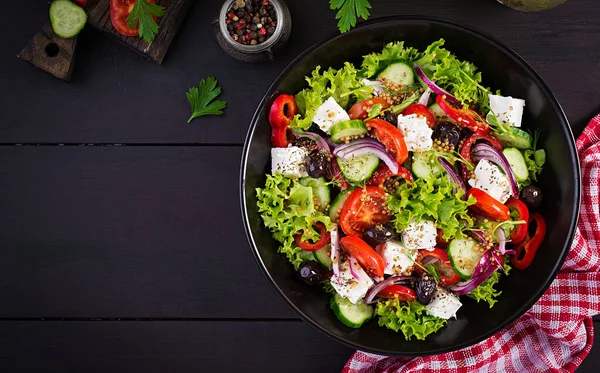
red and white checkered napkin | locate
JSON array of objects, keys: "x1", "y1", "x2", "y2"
[{"x1": 344, "y1": 115, "x2": 600, "y2": 373}]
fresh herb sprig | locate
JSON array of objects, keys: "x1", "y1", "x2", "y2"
[
  {"x1": 126, "y1": 0, "x2": 165, "y2": 43},
  {"x1": 330, "y1": 0, "x2": 372, "y2": 33},
  {"x1": 186, "y1": 77, "x2": 227, "y2": 123}
]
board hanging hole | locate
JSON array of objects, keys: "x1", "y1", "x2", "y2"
[{"x1": 45, "y1": 43, "x2": 59, "y2": 57}]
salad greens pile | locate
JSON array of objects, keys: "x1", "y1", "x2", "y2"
[{"x1": 375, "y1": 299, "x2": 447, "y2": 340}]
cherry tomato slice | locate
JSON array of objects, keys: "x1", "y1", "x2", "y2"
[
  {"x1": 339, "y1": 236, "x2": 385, "y2": 278},
  {"x1": 366, "y1": 164, "x2": 413, "y2": 188},
  {"x1": 402, "y1": 104, "x2": 435, "y2": 128},
  {"x1": 110, "y1": 0, "x2": 157, "y2": 37},
  {"x1": 467, "y1": 188, "x2": 510, "y2": 221},
  {"x1": 365, "y1": 118, "x2": 409, "y2": 165},
  {"x1": 377, "y1": 285, "x2": 417, "y2": 302},
  {"x1": 416, "y1": 248, "x2": 461, "y2": 287},
  {"x1": 348, "y1": 98, "x2": 390, "y2": 120},
  {"x1": 268, "y1": 94, "x2": 298, "y2": 148},
  {"x1": 511, "y1": 213, "x2": 546, "y2": 270},
  {"x1": 294, "y1": 222, "x2": 331, "y2": 251},
  {"x1": 506, "y1": 197, "x2": 530, "y2": 244},
  {"x1": 339, "y1": 186, "x2": 391, "y2": 237}
]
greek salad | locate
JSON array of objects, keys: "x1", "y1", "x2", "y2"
[{"x1": 256, "y1": 39, "x2": 547, "y2": 340}]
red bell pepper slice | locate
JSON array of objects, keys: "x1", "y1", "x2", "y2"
[
  {"x1": 436, "y1": 95, "x2": 490, "y2": 136},
  {"x1": 268, "y1": 94, "x2": 298, "y2": 148},
  {"x1": 416, "y1": 248, "x2": 461, "y2": 287},
  {"x1": 294, "y1": 222, "x2": 331, "y2": 251},
  {"x1": 366, "y1": 164, "x2": 413, "y2": 188},
  {"x1": 505, "y1": 197, "x2": 530, "y2": 244},
  {"x1": 466, "y1": 188, "x2": 511, "y2": 221},
  {"x1": 511, "y1": 213, "x2": 546, "y2": 270}
]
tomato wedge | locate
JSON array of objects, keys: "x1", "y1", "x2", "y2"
[
  {"x1": 348, "y1": 98, "x2": 390, "y2": 120},
  {"x1": 402, "y1": 104, "x2": 435, "y2": 128},
  {"x1": 366, "y1": 164, "x2": 413, "y2": 188},
  {"x1": 294, "y1": 222, "x2": 331, "y2": 251},
  {"x1": 365, "y1": 118, "x2": 409, "y2": 165},
  {"x1": 511, "y1": 213, "x2": 546, "y2": 270},
  {"x1": 339, "y1": 236, "x2": 385, "y2": 277},
  {"x1": 377, "y1": 285, "x2": 416, "y2": 302},
  {"x1": 506, "y1": 197, "x2": 530, "y2": 244},
  {"x1": 467, "y1": 188, "x2": 510, "y2": 221},
  {"x1": 110, "y1": 0, "x2": 157, "y2": 37},
  {"x1": 416, "y1": 248, "x2": 461, "y2": 287},
  {"x1": 339, "y1": 186, "x2": 391, "y2": 237}
]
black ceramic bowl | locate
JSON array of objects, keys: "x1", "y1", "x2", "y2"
[{"x1": 240, "y1": 17, "x2": 580, "y2": 355}]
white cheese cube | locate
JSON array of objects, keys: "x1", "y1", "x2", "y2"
[
  {"x1": 397, "y1": 114, "x2": 433, "y2": 152},
  {"x1": 425, "y1": 287, "x2": 462, "y2": 320},
  {"x1": 377, "y1": 240, "x2": 418, "y2": 276},
  {"x1": 402, "y1": 219, "x2": 437, "y2": 251},
  {"x1": 312, "y1": 97, "x2": 350, "y2": 134},
  {"x1": 330, "y1": 256, "x2": 374, "y2": 304},
  {"x1": 488, "y1": 94, "x2": 525, "y2": 128},
  {"x1": 271, "y1": 146, "x2": 308, "y2": 178},
  {"x1": 468, "y1": 159, "x2": 513, "y2": 203}
]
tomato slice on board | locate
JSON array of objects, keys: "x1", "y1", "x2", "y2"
[
  {"x1": 110, "y1": 0, "x2": 157, "y2": 37},
  {"x1": 466, "y1": 188, "x2": 510, "y2": 221},
  {"x1": 401, "y1": 104, "x2": 435, "y2": 128},
  {"x1": 377, "y1": 285, "x2": 416, "y2": 302},
  {"x1": 339, "y1": 236, "x2": 385, "y2": 278},
  {"x1": 365, "y1": 118, "x2": 409, "y2": 165},
  {"x1": 348, "y1": 98, "x2": 390, "y2": 120},
  {"x1": 339, "y1": 186, "x2": 391, "y2": 237},
  {"x1": 294, "y1": 222, "x2": 331, "y2": 251},
  {"x1": 505, "y1": 197, "x2": 530, "y2": 244}
]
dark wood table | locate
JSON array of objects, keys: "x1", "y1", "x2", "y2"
[{"x1": 1, "y1": 1, "x2": 599, "y2": 372}]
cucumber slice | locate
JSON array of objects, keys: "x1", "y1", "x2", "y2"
[
  {"x1": 299, "y1": 177, "x2": 331, "y2": 210},
  {"x1": 330, "y1": 294, "x2": 373, "y2": 328},
  {"x1": 428, "y1": 103, "x2": 453, "y2": 124},
  {"x1": 377, "y1": 62, "x2": 414, "y2": 86},
  {"x1": 503, "y1": 148, "x2": 529, "y2": 182},
  {"x1": 337, "y1": 155, "x2": 379, "y2": 184},
  {"x1": 329, "y1": 188, "x2": 354, "y2": 223},
  {"x1": 314, "y1": 244, "x2": 332, "y2": 268},
  {"x1": 448, "y1": 238, "x2": 483, "y2": 279},
  {"x1": 330, "y1": 120, "x2": 368, "y2": 144},
  {"x1": 300, "y1": 250, "x2": 316, "y2": 261},
  {"x1": 49, "y1": 0, "x2": 87, "y2": 39},
  {"x1": 412, "y1": 151, "x2": 443, "y2": 179},
  {"x1": 494, "y1": 127, "x2": 532, "y2": 150}
]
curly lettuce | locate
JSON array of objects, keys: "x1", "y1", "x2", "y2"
[
  {"x1": 375, "y1": 300, "x2": 446, "y2": 340},
  {"x1": 256, "y1": 174, "x2": 332, "y2": 269},
  {"x1": 387, "y1": 171, "x2": 476, "y2": 240},
  {"x1": 291, "y1": 62, "x2": 364, "y2": 129},
  {"x1": 467, "y1": 262, "x2": 512, "y2": 308}
]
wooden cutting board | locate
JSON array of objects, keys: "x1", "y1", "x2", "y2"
[{"x1": 18, "y1": 0, "x2": 194, "y2": 81}]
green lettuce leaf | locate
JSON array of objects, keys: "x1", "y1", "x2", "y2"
[
  {"x1": 375, "y1": 300, "x2": 447, "y2": 340},
  {"x1": 387, "y1": 169, "x2": 476, "y2": 240},
  {"x1": 467, "y1": 262, "x2": 512, "y2": 308},
  {"x1": 291, "y1": 62, "x2": 364, "y2": 129},
  {"x1": 520, "y1": 149, "x2": 545, "y2": 188},
  {"x1": 256, "y1": 174, "x2": 333, "y2": 269},
  {"x1": 360, "y1": 41, "x2": 422, "y2": 78}
]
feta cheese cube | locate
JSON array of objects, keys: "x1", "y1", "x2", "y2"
[
  {"x1": 330, "y1": 256, "x2": 374, "y2": 304},
  {"x1": 425, "y1": 287, "x2": 462, "y2": 319},
  {"x1": 377, "y1": 240, "x2": 418, "y2": 276},
  {"x1": 271, "y1": 146, "x2": 309, "y2": 178},
  {"x1": 402, "y1": 219, "x2": 437, "y2": 251},
  {"x1": 488, "y1": 94, "x2": 525, "y2": 128},
  {"x1": 312, "y1": 97, "x2": 350, "y2": 133},
  {"x1": 468, "y1": 159, "x2": 513, "y2": 203},
  {"x1": 397, "y1": 114, "x2": 433, "y2": 152}
]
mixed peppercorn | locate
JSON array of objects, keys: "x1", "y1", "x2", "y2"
[{"x1": 225, "y1": 0, "x2": 278, "y2": 46}]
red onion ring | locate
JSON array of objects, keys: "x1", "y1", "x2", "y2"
[
  {"x1": 414, "y1": 64, "x2": 461, "y2": 107},
  {"x1": 364, "y1": 275, "x2": 414, "y2": 304}
]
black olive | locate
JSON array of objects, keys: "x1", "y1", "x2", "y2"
[
  {"x1": 520, "y1": 185, "x2": 543, "y2": 211},
  {"x1": 381, "y1": 111, "x2": 398, "y2": 126},
  {"x1": 298, "y1": 261, "x2": 330, "y2": 286},
  {"x1": 414, "y1": 274, "x2": 437, "y2": 305},
  {"x1": 432, "y1": 121, "x2": 461, "y2": 149},
  {"x1": 459, "y1": 126, "x2": 475, "y2": 143},
  {"x1": 363, "y1": 224, "x2": 396, "y2": 248},
  {"x1": 306, "y1": 151, "x2": 330, "y2": 178}
]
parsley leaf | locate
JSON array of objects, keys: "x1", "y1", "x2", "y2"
[
  {"x1": 186, "y1": 77, "x2": 227, "y2": 123},
  {"x1": 126, "y1": 0, "x2": 165, "y2": 43},
  {"x1": 330, "y1": 0, "x2": 372, "y2": 33}
]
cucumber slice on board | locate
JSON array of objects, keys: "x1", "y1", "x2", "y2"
[
  {"x1": 337, "y1": 154, "x2": 380, "y2": 184},
  {"x1": 377, "y1": 62, "x2": 414, "y2": 86},
  {"x1": 330, "y1": 294, "x2": 374, "y2": 328},
  {"x1": 49, "y1": 0, "x2": 87, "y2": 39},
  {"x1": 330, "y1": 120, "x2": 368, "y2": 144},
  {"x1": 448, "y1": 238, "x2": 483, "y2": 279}
]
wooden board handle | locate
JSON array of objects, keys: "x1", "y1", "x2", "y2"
[{"x1": 17, "y1": 21, "x2": 78, "y2": 81}]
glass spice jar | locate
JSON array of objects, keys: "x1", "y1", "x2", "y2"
[{"x1": 215, "y1": 0, "x2": 292, "y2": 62}]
